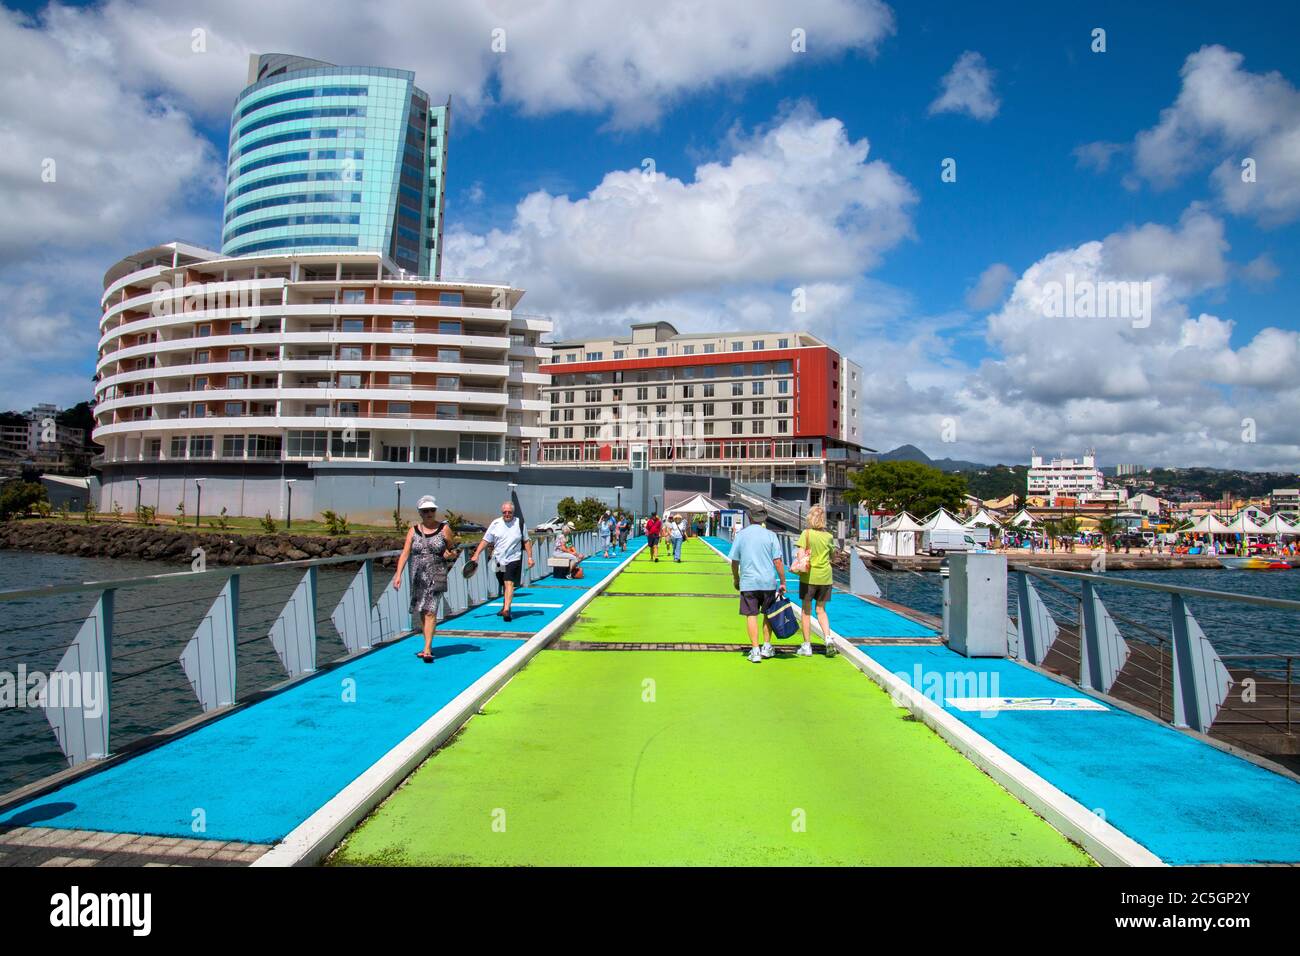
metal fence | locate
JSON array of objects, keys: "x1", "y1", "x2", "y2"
[
  {"x1": 1010, "y1": 565, "x2": 1298, "y2": 751},
  {"x1": 0, "y1": 528, "x2": 605, "y2": 782}
]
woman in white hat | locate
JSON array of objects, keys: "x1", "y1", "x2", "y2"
[{"x1": 392, "y1": 495, "x2": 459, "y2": 663}]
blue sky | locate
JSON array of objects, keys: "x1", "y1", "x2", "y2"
[{"x1": 2, "y1": 0, "x2": 1298, "y2": 470}]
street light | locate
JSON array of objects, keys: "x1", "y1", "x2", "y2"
[
  {"x1": 285, "y1": 479, "x2": 296, "y2": 529},
  {"x1": 614, "y1": 485, "x2": 624, "y2": 512},
  {"x1": 193, "y1": 478, "x2": 204, "y2": 528},
  {"x1": 394, "y1": 480, "x2": 405, "y2": 523},
  {"x1": 135, "y1": 477, "x2": 145, "y2": 515}
]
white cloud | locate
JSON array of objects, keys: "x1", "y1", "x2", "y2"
[
  {"x1": 1073, "y1": 141, "x2": 1125, "y2": 173},
  {"x1": 928, "y1": 51, "x2": 999, "y2": 121},
  {"x1": 1241, "y1": 253, "x2": 1280, "y2": 288},
  {"x1": 443, "y1": 106, "x2": 918, "y2": 321},
  {"x1": 1134, "y1": 45, "x2": 1300, "y2": 224},
  {"x1": 49, "y1": 0, "x2": 896, "y2": 128},
  {"x1": 964, "y1": 263, "x2": 1015, "y2": 310}
]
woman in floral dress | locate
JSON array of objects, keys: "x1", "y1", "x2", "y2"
[{"x1": 392, "y1": 495, "x2": 459, "y2": 663}]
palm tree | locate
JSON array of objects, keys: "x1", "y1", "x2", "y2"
[
  {"x1": 1058, "y1": 516, "x2": 1080, "y2": 552},
  {"x1": 1097, "y1": 517, "x2": 1124, "y2": 551},
  {"x1": 1042, "y1": 518, "x2": 1061, "y2": 551}
]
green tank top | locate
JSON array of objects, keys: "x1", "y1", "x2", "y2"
[{"x1": 797, "y1": 529, "x2": 834, "y2": 585}]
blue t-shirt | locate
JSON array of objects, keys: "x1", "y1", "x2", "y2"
[{"x1": 728, "y1": 524, "x2": 782, "y2": 591}]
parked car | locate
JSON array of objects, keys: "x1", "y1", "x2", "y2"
[
  {"x1": 923, "y1": 529, "x2": 980, "y2": 555},
  {"x1": 453, "y1": 520, "x2": 487, "y2": 534},
  {"x1": 534, "y1": 516, "x2": 566, "y2": 533}
]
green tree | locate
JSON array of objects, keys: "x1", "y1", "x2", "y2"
[
  {"x1": 556, "y1": 496, "x2": 609, "y2": 530},
  {"x1": 845, "y1": 460, "x2": 966, "y2": 516},
  {"x1": 1097, "y1": 517, "x2": 1124, "y2": 550},
  {"x1": 0, "y1": 481, "x2": 48, "y2": 520}
]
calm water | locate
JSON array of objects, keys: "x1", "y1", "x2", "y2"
[{"x1": 0, "y1": 550, "x2": 374, "y2": 793}]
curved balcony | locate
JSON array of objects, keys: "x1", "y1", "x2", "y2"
[{"x1": 94, "y1": 414, "x2": 509, "y2": 441}]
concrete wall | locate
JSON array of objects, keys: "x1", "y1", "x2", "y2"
[{"x1": 98, "y1": 461, "x2": 667, "y2": 527}]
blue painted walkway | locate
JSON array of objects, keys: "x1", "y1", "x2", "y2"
[
  {"x1": 865, "y1": 644, "x2": 1300, "y2": 865},
  {"x1": 0, "y1": 634, "x2": 523, "y2": 843},
  {"x1": 0, "y1": 541, "x2": 646, "y2": 843}
]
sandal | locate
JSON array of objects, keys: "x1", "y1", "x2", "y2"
[{"x1": 415, "y1": 651, "x2": 434, "y2": 663}]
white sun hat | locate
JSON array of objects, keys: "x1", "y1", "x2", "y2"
[{"x1": 416, "y1": 495, "x2": 437, "y2": 511}]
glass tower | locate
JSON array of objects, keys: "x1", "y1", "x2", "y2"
[{"x1": 221, "y1": 54, "x2": 448, "y2": 276}]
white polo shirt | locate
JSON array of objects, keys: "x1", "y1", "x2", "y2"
[{"x1": 484, "y1": 516, "x2": 525, "y2": 565}]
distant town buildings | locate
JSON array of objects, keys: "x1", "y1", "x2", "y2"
[
  {"x1": 1114, "y1": 463, "x2": 1144, "y2": 476},
  {"x1": 0, "y1": 405, "x2": 92, "y2": 476},
  {"x1": 1026, "y1": 451, "x2": 1105, "y2": 504}
]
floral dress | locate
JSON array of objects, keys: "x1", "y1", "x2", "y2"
[{"x1": 409, "y1": 523, "x2": 451, "y2": 617}]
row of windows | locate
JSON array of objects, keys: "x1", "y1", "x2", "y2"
[
  {"x1": 541, "y1": 439, "x2": 818, "y2": 460},
  {"x1": 552, "y1": 380, "x2": 791, "y2": 403},
  {"x1": 552, "y1": 399, "x2": 790, "y2": 420},
  {"x1": 238, "y1": 85, "x2": 369, "y2": 120},
  {"x1": 224, "y1": 191, "x2": 362, "y2": 225},
  {"x1": 224, "y1": 234, "x2": 360, "y2": 256},
  {"x1": 236, "y1": 106, "x2": 368, "y2": 141},
  {"x1": 548, "y1": 361, "x2": 794, "y2": 387},
  {"x1": 547, "y1": 418, "x2": 789, "y2": 439},
  {"x1": 223, "y1": 213, "x2": 362, "y2": 244},
  {"x1": 166, "y1": 434, "x2": 283, "y2": 459},
  {"x1": 228, "y1": 126, "x2": 365, "y2": 165},
  {"x1": 227, "y1": 169, "x2": 364, "y2": 203},
  {"x1": 232, "y1": 147, "x2": 365, "y2": 180},
  {"x1": 568, "y1": 338, "x2": 792, "y2": 362}
]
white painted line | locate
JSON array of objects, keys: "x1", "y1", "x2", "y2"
[
  {"x1": 697, "y1": 536, "x2": 1163, "y2": 866},
  {"x1": 482, "y1": 602, "x2": 564, "y2": 609},
  {"x1": 253, "y1": 542, "x2": 648, "y2": 867}
]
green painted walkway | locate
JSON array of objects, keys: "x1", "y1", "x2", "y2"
[{"x1": 332, "y1": 538, "x2": 1091, "y2": 866}]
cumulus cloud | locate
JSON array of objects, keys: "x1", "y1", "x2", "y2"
[
  {"x1": 928, "y1": 51, "x2": 999, "y2": 121},
  {"x1": 45, "y1": 0, "x2": 896, "y2": 128},
  {"x1": 1073, "y1": 141, "x2": 1125, "y2": 173},
  {"x1": 443, "y1": 106, "x2": 918, "y2": 321},
  {"x1": 1241, "y1": 253, "x2": 1280, "y2": 289},
  {"x1": 964, "y1": 263, "x2": 1015, "y2": 311},
  {"x1": 1134, "y1": 45, "x2": 1300, "y2": 224}
]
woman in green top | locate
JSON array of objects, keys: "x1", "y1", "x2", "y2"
[{"x1": 796, "y1": 505, "x2": 837, "y2": 657}]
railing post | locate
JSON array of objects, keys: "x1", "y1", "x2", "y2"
[
  {"x1": 1079, "y1": 580, "x2": 1129, "y2": 693},
  {"x1": 44, "y1": 588, "x2": 114, "y2": 765},
  {"x1": 180, "y1": 572, "x2": 238, "y2": 710},
  {"x1": 1170, "y1": 593, "x2": 1232, "y2": 732}
]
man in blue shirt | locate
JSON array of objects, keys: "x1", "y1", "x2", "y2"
[{"x1": 728, "y1": 507, "x2": 787, "y2": 663}]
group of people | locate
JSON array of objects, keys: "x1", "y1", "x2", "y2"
[
  {"x1": 728, "y1": 505, "x2": 836, "y2": 663},
  {"x1": 392, "y1": 494, "x2": 840, "y2": 668}
]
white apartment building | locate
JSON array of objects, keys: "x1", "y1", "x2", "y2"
[
  {"x1": 1027, "y1": 451, "x2": 1105, "y2": 502},
  {"x1": 94, "y1": 242, "x2": 551, "y2": 471}
]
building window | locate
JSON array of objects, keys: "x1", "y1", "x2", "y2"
[
  {"x1": 388, "y1": 402, "x2": 411, "y2": 417},
  {"x1": 703, "y1": 384, "x2": 715, "y2": 398},
  {"x1": 224, "y1": 402, "x2": 244, "y2": 417},
  {"x1": 731, "y1": 421, "x2": 744, "y2": 434},
  {"x1": 392, "y1": 291, "x2": 417, "y2": 304},
  {"x1": 586, "y1": 352, "x2": 602, "y2": 361},
  {"x1": 731, "y1": 342, "x2": 743, "y2": 352},
  {"x1": 731, "y1": 382, "x2": 743, "y2": 396},
  {"x1": 752, "y1": 340, "x2": 765, "y2": 350},
  {"x1": 778, "y1": 420, "x2": 789, "y2": 433},
  {"x1": 753, "y1": 381, "x2": 765, "y2": 395},
  {"x1": 731, "y1": 402, "x2": 744, "y2": 416},
  {"x1": 613, "y1": 350, "x2": 624, "y2": 359},
  {"x1": 704, "y1": 422, "x2": 715, "y2": 436},
  {"x1": 170, "y1": 436, "x2": 187, "y2": 458},
  {"x1": 437, "y1": 348, "x2": 459, "y2": 362},
  {"x1": 339, "y1": 374, "x2": 362, "y2": 389},
  {"x1": 752, "y1": 420, "x2": 765, "y2": 434},
  {"x1": 331, "y1": 430, "x2": 371, "y2": 457},
  {"x1": 752, "y1": 401, "x2": 764, "y2": 414},
  {"x1": 778, "y1": 379, "x2": 790, "y2": 394},
  {"x1": 342, "y1": 319, "x2": 365, "y2": 332},
  {"x1": 189, "y1": 435, "x2": 214, "y2": 458},
  {"x1": 339, "y1": 347, "x2": 364, "y2": 361},
  {"x1": 393, "y1": 319, "x2": 415, "y2": 332},
  {"x1": 703, "y1": 343, "x2": 715, "y2": 353},
  {"x1": 288, "y1": 431, "x2": 329, "y2": 458},
  {"x1": 343, "y1": 290, "x2": 366, "y2": 304},
  {"x1": 778, "y1": 338, "x2": 789, "y2": 349},
  {"x1": 637, "y1": 348, "x2": 649, "y2": 358},
  {"x1": 222, "y1": 435, "x2": 246, "y2": 458},
  {"x1": 438, "y1": 320, "x2": 461, "y2": 334},
  {"x1": 702, "y1": 403, "x2": 715, "y2": 416}
]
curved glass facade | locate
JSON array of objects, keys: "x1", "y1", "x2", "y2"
[{"x1": 221, "y1": 54, "x2": 449, "y2": 277}]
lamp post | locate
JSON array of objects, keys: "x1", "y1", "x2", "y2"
[
  {"x1": 286, "y1": 479, "x2": 296, "y2": 529},
  {"x1": 135, "y1": 477, "x2": 145, "y2": 515},
  {"x1": 615, "y1": 485, "x2": 624, "y2": 512},
  {"x1": 507, "y1": 481, "x2": 520, "y2": 524},
  {"x1": 194, "y1": 478, "x2": 204, "y2": 528},
  {"x1": 394, "y1": 480, "x2": 405, "y2": 524}
]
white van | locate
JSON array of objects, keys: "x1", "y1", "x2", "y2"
[{"x1": 923, "y1": 529, "x2": 980, "y2": 555}]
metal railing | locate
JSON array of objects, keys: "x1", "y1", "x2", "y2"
[
  {"x1": 0, "y1": 529, "x2": 606, "y2": 788},
  {"x1": 1009, "y1": 564, "x2": 1298, "y2": 750},
  {"x1": 727, "y1": 487, "x2": 805, "y2": 530}
]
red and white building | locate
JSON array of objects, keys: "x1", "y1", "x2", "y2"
[{"x1": 538, "y1": 321, "x2": 869, "y2": 511}]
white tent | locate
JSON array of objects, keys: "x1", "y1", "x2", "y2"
[
  {"x1": 1188, "y1": 514, "x2": 1234, "y2": 535},
  {"x1": 667, "y1": 493, "x2": 725, "y2": 515},
  {"x1": 876, "y1": 511, "x2": 922, "y2": 556},
  {"x1": 920, "y1": 508, "x2": 967, "y2": 532},
  {"x1": 1261, "y1": 514, "x2": 1300, "y2": 535},
  {"x1": 1224, "y1": 512, "x2": 1267, "y2": 535},
  {"x1": 964, "y1": 509, "x2": 1003, "y2": 529},
  {"x1": 1009, "y1": 509, "x2": 1037, "y2": 528}
]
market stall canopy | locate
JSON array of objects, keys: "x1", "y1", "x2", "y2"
[
  {"x1": 668, "y1": 493, "x2": 726, "y2": 514},
  {"x1": 1187, "y1": 514, "x2": 1234, "y2": 534},
  {"x1": 1009, "y1": 509, "x2": 1037, "y2": 527},
  {"x1": 879, "y1": 511, "x2": 924, "y2": 532},
  {"x1": 964, "y1": 509, "x2": 1003, "y2": 529},
  {"x1": 921, "y1": 508, "x2": 967, "y2": 532},
  {"x1": 1224, "y1": 512, "x2": 1268, "y2": 535},
  {"x1": 1260, "y1": 514, "x2": 1300, "y2": 534}
]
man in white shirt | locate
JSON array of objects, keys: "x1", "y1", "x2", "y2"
[{"x1": 471, "y1": 501, "x2": 534, "y2": 622}]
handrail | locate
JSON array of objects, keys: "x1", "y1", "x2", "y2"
[
  {"x1": 0, "y1": 549, "x2": 402, "y2": 603},
  {"x1": 1013, "y1": 563, "x2": 1300, "y2": 613}
]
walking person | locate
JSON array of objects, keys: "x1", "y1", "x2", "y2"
[
  {"x1": 598, "y1": 510, "x2": 614, "y2": 558},
  {"x1": 392, "y1": 495, "x2": 459, "y2": 663},
  {"x1": 668, "y1": 513, "x2": 685, "y2": 562},
  {"x1": 470, "y1": 500, "x2": 534, "y2": 622},
  {"x1": 794, "y1": 505, "x2": 836, "y2": 658},
  {"x1": 646, "y1": 512, "x2": 663, "y2": 562},
  {"x1": 616, "y1": 512, "x2": 630, "y2": 551},
  {"x1": 729, "y1": 506, "x2": 786, "y2": 663}
]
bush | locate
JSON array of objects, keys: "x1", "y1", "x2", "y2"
[
  {"x1": 0, "y1": 481, "x2": 48, "y2": 520},
  {"x1": 137, "y1": 505, "x2": 157, "y2": 526},
  {"x1": 556, "y1": 495, "x2": 609, "y2": 531},
  {"x1": 322, "y1": 510, "x2": 351, "y2": 535},
  {"x1": 83, "y1": 499, "x2": 95, "y2": 523},
  {"x1": 213, "y1": 506, "x2": 231, "y2": 530},
  {"x1": 261, "y1": 512, "x2": 277, "y2": 533}
]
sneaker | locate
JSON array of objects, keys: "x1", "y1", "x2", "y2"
[
  {"x1": 760, "y1": 642, "x2": 776, "y2": 659},
  {"x1": 503, "y1": 611, "x2": 513, "y2": 623},
  {"x1": 796, "y1": 642, "x2": 813, "y2": 656},
  {"x1": 747, "y1": 646, "x2": 763, "y2": 663},
  {"x1": 824, "y1": 637, "x2": 838, "y2": 658}
]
